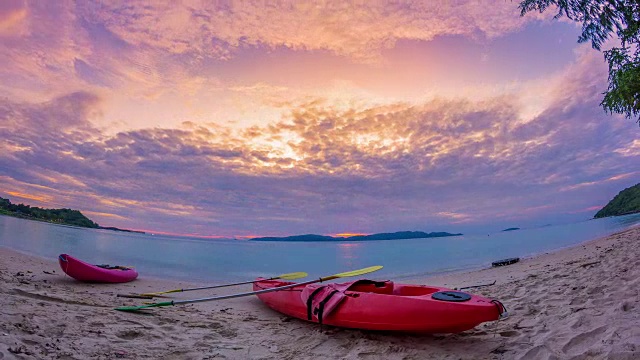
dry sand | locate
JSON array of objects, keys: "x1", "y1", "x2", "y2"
[{"x1": 1, "y1": 226, "x2": 638, "y2": 360}]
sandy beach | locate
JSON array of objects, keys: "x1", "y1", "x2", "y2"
[{"x1": 1, "y1": 226, "x2": 638, "y2": 360}]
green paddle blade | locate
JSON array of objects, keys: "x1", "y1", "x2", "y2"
[
  {"x1": 276, "y1": 272, "x2": 308, "y2": 280},
  {"x1": 115, "y1": 301, "x2": 174, "y2": 312}
]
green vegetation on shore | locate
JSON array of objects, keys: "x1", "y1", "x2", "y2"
[
  {"x1": 0, "y1": 197, "x2": 144, "y2": 233},
  {"x1": 0, "y1": 197, "x2": 99, "y2": 228},
  {"x1": 594, "y1": 183, "x2": 640, "y2": 218}
]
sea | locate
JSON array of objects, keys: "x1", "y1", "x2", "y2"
[{"x1": 1, "y1": 213, "x2": 639, "y2": 283}]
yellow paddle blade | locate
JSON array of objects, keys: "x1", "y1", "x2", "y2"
[
  {"x1": 276, "y1": 272, "x2": 308, "y2": 280},
  {"x1": 322, "y1": 265, "x2": 383, "y2": 281}
]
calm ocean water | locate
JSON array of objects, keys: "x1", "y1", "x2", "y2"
[{"x1": 1, "y1": 214, "x2": 639, "y2": 283}]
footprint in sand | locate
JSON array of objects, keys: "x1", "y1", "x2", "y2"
[
  {"x1": 499, "y1": 330, "x2": 520, "y2": 337},
  {"x1": 618, "y1": 301, "x2": 634, "y2": 312},
  {"x1": 570, "y1": 314, "x2": 592, "y2": 329},
  {"x1": 587, "y1": 285, "x2": 606, "y2": 295},
  {"x1": 562, "y1": 326, "x2": 607, "y2": 356},
  {"x1": 155, "y1": 319, "x2": 172, "y2": 326},
  {"x1": 208, "y1": 321, "x2": 223, "y2": 329},
  {"x1": 356, "y1": 351, "x2": 379, "y2": 358},
  {"x1": 218, "y1": 328, "x2": 237, "y2": 338},
  {"x1": 116, "y1": 329, "x2": 144, "y2": 340},
  {"x1": 201, "y1": 333, "x2": 217, "y2": 341},
  {"x1": 520, "y1": 344, "x2": 556, "y2": 360}
]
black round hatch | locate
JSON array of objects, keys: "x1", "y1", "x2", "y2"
[{"x1": 431, "y1": 291, "x2": 472, "y2": 302}]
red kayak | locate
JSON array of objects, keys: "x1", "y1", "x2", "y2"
[
  {"x1": 58, "y1": 254, "x2": 138, "y2": 283},
  {"x1": 254, "y1": 279, "x2": 506, "y2": 333}
]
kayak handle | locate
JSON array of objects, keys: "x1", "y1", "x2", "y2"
[{"x1": 492, "y1": 300, "x2": 508, "y2": 320}]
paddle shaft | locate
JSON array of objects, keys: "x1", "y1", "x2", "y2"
[
  {"x1": 172, "y1": 278, "x2": 274, "y2": 293},
  {"x1": 456, "y1": 280, "x2": 496, "y2": 291},
  {"x1": 171, "y1": 275, "x2": 341, "y2": 306},
  {"x1": 139, "y1": 272, "x2": 308, "y2": 296}
]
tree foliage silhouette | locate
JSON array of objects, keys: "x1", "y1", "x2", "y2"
[{"x1": 519, "y1": 0, "x2": 639, "y2": 123}]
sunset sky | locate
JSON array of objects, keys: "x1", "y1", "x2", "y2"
[{"x1": 1, "y1": 1, "x2": 638, "y2": 238}]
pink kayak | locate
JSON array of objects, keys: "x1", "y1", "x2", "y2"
[{"x1": 58, "y1": 254, "x2": 138, "y2": 283}]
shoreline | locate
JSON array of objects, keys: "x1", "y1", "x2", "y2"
[
  {"x1": 392, "y1": 223, "x2": 640, "y2": 285},
  {"x1": 2, "y1": 212, "x2": 639, "y2": 285},
  {"x1": 415, "y1": 225, "x2": 639, "y2": 286},
  {"x1": 404, "y1": 224, "x2": 639, "y2": 286},
  {"x1": 1, "y1": 226, "x2": 638, "y2": 359}
]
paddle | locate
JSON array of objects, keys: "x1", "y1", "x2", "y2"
[
  {"x1": 130, "y1": 271, "x2": 309, "y2": 298},
  {"x1": 115, "y1": 265, "x2": 383, "y2": 312},
  {"x1": 454, "y1": 280, "x2": 496, "y2": 291}
]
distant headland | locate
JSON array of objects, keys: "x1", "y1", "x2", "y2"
[
  {"x1": 0, "y1": 197, "x2": 144, "y2": 233},
  {"x1": 594, "y1": 183, "x2": 640, "y2": 218},
  {"x1": 251, "y1": 230, "x2": 462, "y2": 242}
]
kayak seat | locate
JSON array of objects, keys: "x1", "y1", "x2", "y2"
[{"x1": 347, "y1": 280, "x2": 394, "y2": 295}]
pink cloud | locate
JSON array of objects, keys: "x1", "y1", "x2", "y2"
[
  {"x1": 0, "y1": 0, "x2": 28, "y2": 37},
  {"x1": 76, "y1": 1, "x2": 543, "y2": 64}
]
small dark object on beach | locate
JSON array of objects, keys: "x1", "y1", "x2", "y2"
[{"x1": 492, "y1": 258, "x2": 520, "y2": 267}]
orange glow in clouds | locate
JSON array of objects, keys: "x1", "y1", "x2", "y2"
[{"x1": 6, "y1": 191, "x2": 52, "y2": 204}]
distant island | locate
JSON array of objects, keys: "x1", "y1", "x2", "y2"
[
  {"x1": 0, "y1": 197, "x2": 144, "y2": 233},
  {"x1": 251, "y1": 230, "x2": 462, "y2": 242},
  {"x1": 502, "y1": 227, "x2": 520, "y2": 232},
  {"x1": 594, "y1": 183, "x2": 640, "y2": 218}
]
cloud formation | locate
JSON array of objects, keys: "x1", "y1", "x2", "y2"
[
  {"x1": 76, "y1": 1, "x2": 539, "y2": 63},
  {"x1": 1, "y1": 1, "x2": 552, "y2": 102},
  {"x1": 1, "y1": 45, "x2": 637, "y2": 237},
  {"x1": 1, "y1": 1, "x2": 636, "y2": 237}
]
